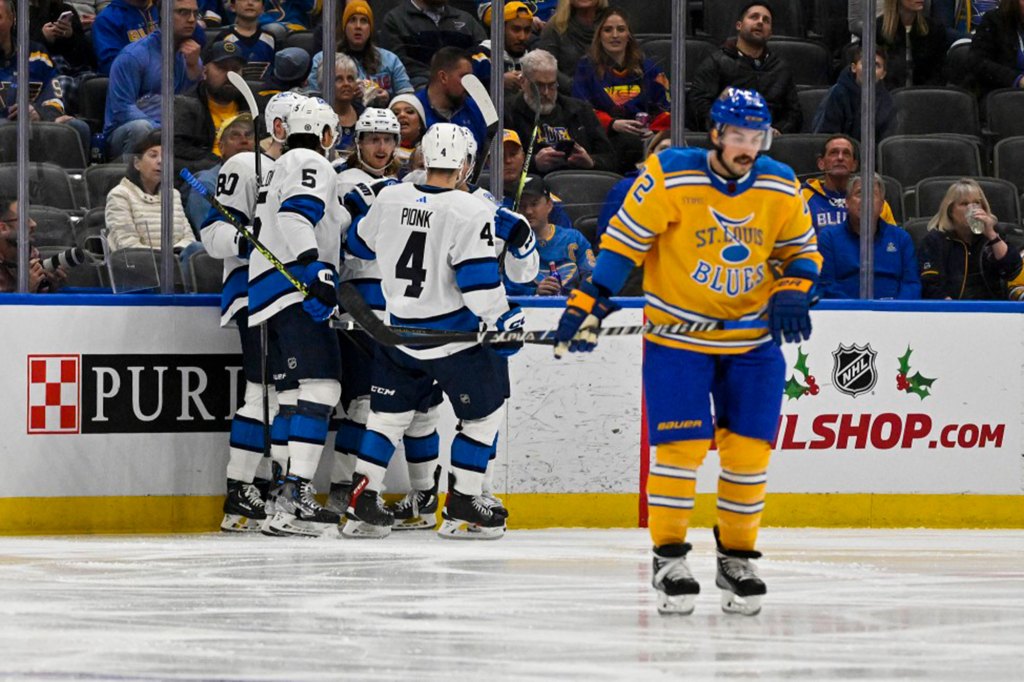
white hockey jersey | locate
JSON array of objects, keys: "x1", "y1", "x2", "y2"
[
  {"x1": 347, "y1": 182, "x2": 512, "y2": 359},
  {"x1": 337, "y1": 167, "x2": 394, "y2": 317},
  {"x1": 199, "y1": 152, "x2": 275, "y2": 326},
  {"x1": 247, "y1": 147, "x2": 348, "y2": 326},
  {"x1": 468, "y1": 184, "x2": 539, "y2": 286}
]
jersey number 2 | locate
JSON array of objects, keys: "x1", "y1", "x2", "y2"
[{"x1": 397, "y1": 232, "x2": 427, "y2": 298}]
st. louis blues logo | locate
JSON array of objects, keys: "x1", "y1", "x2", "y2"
[{"x1": 709, "y1": 208, "x2": 753, "y2": 264}]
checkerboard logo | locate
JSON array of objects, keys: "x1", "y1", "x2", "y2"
[{"x1": 27, "y1": 355, "x2": 80, "y2": 434}]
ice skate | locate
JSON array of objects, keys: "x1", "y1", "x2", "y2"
[
  {"x1": 342, "y1": 474, "x2": 393, "y2": 539},
  {"x1": 715, "y1": 529, "x2": 766, "y2": 616},
  {"x1": 220, "y1": 479, "x2": 267, "y2": 533},
  {"x1": 264, "y1": 476, "x2": 341, "y2": 537},
  {"x1": 437, "y1": 475, "x2": 506, "y2": 540},
  {"x1": 651, "y1": 543, "x2": 700, "y2": 615},
  {"x1": 390, "y1": 467, "x2": 440, "y2": 530}
]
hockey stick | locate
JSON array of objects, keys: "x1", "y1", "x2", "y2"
[
  {"x1": 513, "y1": 81, "x2": 542, "y2": 212},
  {"x1": 462, "y1": 74, "x2": 500, "y2": 184},
  {"x1": 335, "y1": 281, "x2": 765, "y2": 347},
  {"x1": 225, "y1": 71, "x2": 272, "y2": 461}
]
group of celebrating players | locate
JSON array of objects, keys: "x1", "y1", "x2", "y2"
[{"x1": 200, "y1": 84, "x2": 821, "y2": 618}]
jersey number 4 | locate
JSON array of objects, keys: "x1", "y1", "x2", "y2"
[{"x1": 396, "y1": 232, "x2": 427, "y2": 298}]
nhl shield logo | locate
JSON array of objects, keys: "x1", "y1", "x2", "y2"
[{"x1": 832, "y1": 343, "x2": 878, "y2": 397}]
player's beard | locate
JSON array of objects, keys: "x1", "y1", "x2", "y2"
[{"x1": 716, "y1": 149, "x2": 755, "y2": 178}]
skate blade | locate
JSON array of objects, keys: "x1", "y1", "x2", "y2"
[
  {"x1": 220, "y1": 514, "x2": 265, "y2": 533},
  {"x1": 266, "y1": 512, "x2": 340, "y2": 538},
  {"x1": 436, "y1": 519, "x2": 505, "y2": 540},
  {"x1": 391, "y1": 515, "x2": 437, "y2": 531},
  {"x1": 657, "y1": 592, "x2": 697, "y2": 616},
  {"x1": 720, "y1": 591, "x2": 762, "y2": 616},
  {"x1": 341, "y1": 520, "x2": 392, "y2": 539}
]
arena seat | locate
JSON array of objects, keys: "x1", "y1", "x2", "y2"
[
  {"x1": 641, "y1": 37, "x2": 716, "y2": 85},
  {"x1": 902, "y1": 217, "x2": 931, "y2": 251},
  {"x1": 189, "y1": 250, "x2": 223, "y2": 294},
  {"x1": 797, "y1": 87, "x2": 829, "y2": 133},
  {"x1": 0, "y1": 163, "x2": 78, "y2": 211},
  {"x1": 891, "y1": 87, "x2": 980, "y2": 137},
  {"x1": 84, "y1": 163, "x2": 129, "y2": 209},
  {"x1": 765, "y1": 133, "x2": 832, "y2": 176},
  {"x1": 77, "y1": 76, "x2": 109, "y2": 135},
  {"x1": 29, "y1": 206, "x2": 76, "y2": 247},
  {"x1": 0, "y1": 122, "x2": 88, "y2": 171},
  {"x1": 76, "y1": 207, "x2": 106, "y2": 257},
  {"x1": 543, "y1": 170, "x2": 623, "y2": 226},
  {"x1": 768, "y1": 37, "x2": 831, "y2": 87},
  {"x1": 878, "y1": 135, "x2": 982, "y2": 193},
  {"x1": 994, "y1": 136, "x2": 1024, "y2": 194},
  {"x1": 984, "y1": 89, "x2": 1024, "y2": 139}
]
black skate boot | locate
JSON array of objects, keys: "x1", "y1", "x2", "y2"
[
  {"x1": 342, "y1": 473, "x2": 393, "y2": 538},
  {"x1": 265, "y1": 475, "x2": 341, "y2": 537},
  {"x1": 438, "y1": 474, "x2": 506, "y2": 540},
  {"x1": 390, "y1": 467, "x2": 441, "y2": 530},
  {"x1": 652, "y1": 543, "x2": 700, "y2": 615},
  {"x1": 325, "y1": 481, "x2": 352, "y2": 520},
  {"x1": 221, "y1": 479, "x2": 267, "y2": 533},
  {"x1": 714, "y1": 526, "x2": 766, "y2": 616}
]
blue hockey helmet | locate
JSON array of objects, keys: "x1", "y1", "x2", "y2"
[{"x1": 710, "y1": 87, "x2": 773, "y2": 150}]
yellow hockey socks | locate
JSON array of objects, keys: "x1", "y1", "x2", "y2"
[
  {"x1": 715, "y1": 428, "x2": 771, "y2": 552},
  {"x1": 647, "y1": 439, "x2": 710, "y2": 547}
]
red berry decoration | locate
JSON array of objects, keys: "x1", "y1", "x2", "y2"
[
  {"x1": 803, "y1": 388, "x2": 809, "y2": 396},
  {"x1": 809, "y1": 385, "x2": 820, "y2": 395}
]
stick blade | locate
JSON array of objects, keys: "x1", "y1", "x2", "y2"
[
  {"x1": 461, "y1": 74, "x2": 499, "y2": 127},
  {"x1": 227, "y1": 71, "x2": 260, "y2": 122}
]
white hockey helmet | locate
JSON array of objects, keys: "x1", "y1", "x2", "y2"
[
  {"x1": 285, "y1": 97, "x2": 339, "y2": 151},
  {"x1": 355, "y1": 107, "x2": 401, "y2": 138},
  {"x1": 459, "y1": 125, "x2": 478, "y2": 170},
  {"x1": 264, "y1": 91, "x2": 306, "y2": 142},
  {"x1": 422, "y1": 123, "x2": 469, "y2": 171}
]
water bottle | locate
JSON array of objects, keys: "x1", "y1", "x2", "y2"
[{"x1": 966, "y1": 203, "x2": 985, "y2": 234}]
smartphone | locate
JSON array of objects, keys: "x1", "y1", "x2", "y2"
[
  {"x1": 553, "y1": 139, "x2": 575, "y2": 155},
  {"x1": 58, "y1": 10, "x2": 73, "y2": 22}
]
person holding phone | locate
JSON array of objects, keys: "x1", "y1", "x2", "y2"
[
  {"x1": 505, "y1": 48, "x2": 617, "y2": 175},
  {"x1": 28, "y1": 0, "x2": 96, "y2": 74}
]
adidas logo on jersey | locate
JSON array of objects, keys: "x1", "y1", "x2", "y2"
[{"x1": 416, "y1": 197, "x2": 428, "y2": 204}]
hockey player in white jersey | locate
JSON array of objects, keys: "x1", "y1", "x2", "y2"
[
  {"x1": 247, "y1": 97, "x2": 349, "y2": 537},
  {"x1": 200, "y1": 104, "x2": 290, "y2": 532},
  {"x1": 326, "y1": 107, "x2": 446, "y2": 531},
  {"x1": 343, "y1": 122, "x2": 526, "y2": 540}
]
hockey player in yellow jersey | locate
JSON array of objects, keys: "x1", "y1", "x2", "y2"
[{"x1": 554, "y1": 88, "x2": 822, "y2": 616}]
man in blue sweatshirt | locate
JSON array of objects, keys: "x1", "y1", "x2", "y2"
[
  {"x1": 103, "y1": 0, "x2": 203, "y2": 160},
  {"x1": 818, "y1": 173, "x2": 920, "y2": 300},
  {"x1": 92, "y1": 0, "x2": 204, "y2": 76}
]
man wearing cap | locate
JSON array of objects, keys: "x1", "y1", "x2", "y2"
[
  {"x1": 500, "y1": 129, "x2": 573, "y2": 229},
  {"x1": 380, "y1": 0, "x2": 486, "y2": 89},
  {"x1": 173, "y1": 39, "x2": 246, "y2": 171},
  {"x1": 259, "y1": 47, "x2": 310, "y2": 95},
  {"x1": 214, "y1": 0, "x2": 277, "y2": 80},
  {"x1": 472, "y1": 1, "x2": 534, "y2": 92},
  {"x1": 505, "y1": 175, "x2": 595, "y2": 296},
  {"x1": 103, "y1": 0, "x2": 204, "y2": 160}
]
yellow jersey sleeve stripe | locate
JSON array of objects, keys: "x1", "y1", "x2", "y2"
[
  {"x1": 775, "y1": 228, "x2": 816, "y2": 247},
  {"x1": 665, "y1": 176, "x2": 712, "y2": 189},
  {"x1": 752, "y1": 180, "x2": 798, "y2": 196},
  {"x1": 605, "y1": 226, "x2": 652, "y2": 252},
  {"x1": 614, "y1": 206, "x2": 656, "y2": 238}
]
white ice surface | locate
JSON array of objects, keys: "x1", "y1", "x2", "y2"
[{"x1": 1, "y1": 528, "x2": 1022, "y2": 681}]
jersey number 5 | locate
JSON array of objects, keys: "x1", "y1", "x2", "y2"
[{"x1": 396, "y1": 232, "x2": 427, "y2": 298}]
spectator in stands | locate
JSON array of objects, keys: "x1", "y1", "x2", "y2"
[
  {"x1": 258, "y1": 47, "x2": 309, "y2": 96},
  {"x1": 689, "y1": 2, "x2": 802, "y2": 134},
  {"x1": 0, "y1": 198, "x2": 67, "y2": 293},
  {"x1": 572, "y1": 7, "x2": 670, "y2": 170},
  {"x1": 505, "y1": 175, "x2": 594, "y2": 295},
  {"x1": 0, "y1": 0, "x2": 92, "y2": 157},
  {"x1": 173, "y1": 39, "x2": 245, "y2": 174},
  {"x1": 876, "y1": 0, "x2": 950, "y2": 88},
  {"x1": 326, "y1": 53, "x2": 365, "y2": 152},
  {"x1": 919, "y1": 178, "x2": 1023, "y2": 299},
  {"x1": 969, "y1": 0, "x2": 1024, "y2": 98},
  {"x1": 812, "y1": 45, "x2": 899, "y2": 142},
  {"x1": 66, "y1": 0, "x2": 98, "y2": 33},
  {"x1": 801, "y1": 134, "x2": 898, "y2": 233},
  {"x1": 30, "y1": 0, "x2": 96, "y2": 75},
  {"x1": 506, "y1": 48, "x2": 617, "y2": 174},
  {"x1": 184, "y1": 114, "x2": 254, "y2": 230},
  {"x1": 536, "y1": 0, "x2": 607, "y2": 92},
  {"x1": 818, "y1": 172, "x2": 920, "y2": 299},
  {"x1": 199, "y1": 0, "x2": 227, "y2": 28},
  {"x1": 308, "y1": 1, "x2": 413, "y2": 106},
  {"x1": 416, "y1": 47, "x2": 489, "y2": 154},
  {"x1": 103, "y1": 0, "x2": 203, "y2": 160},
  {"x1": 92, "y1": 0, "x2": 156, "y2": 75},
  {"x1": 390, "y1": 92, "x2": 426, "y2": 174},
  {"x1": 261, "y1": 0, "x2": 317, "y2": 32},
  {"x1": 471, "y1": 1, "x2": 534, "y2": 93},
  {"x1": 379, "y1": 0, "x2": 487, "y2": 89},
  {"x1": 214, "y1": 0, "x2": 275, "y2": 81},
  {"x1": 597, "y1": 126, "x2": 672, "y2": 240},
  {"x1": 500, "y1": 128, "x2": 573, "y2": 227},
  {"x1": 105, "y1": 129, "x2": 195, "y2": 254}
]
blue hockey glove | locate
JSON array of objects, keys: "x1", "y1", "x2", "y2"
[
  {"x1": 553, "y1": 281, "x2": 620, "y2": 358},
  {"x1": 768, "y1": 277, "x2": 814, "y2": 345},
  {"x1": 490, "y1": 304, "x2": 526, "y2": 357},
  {"x1": 494, "y1": 207, "x2": 532, "y2": 250},
  {"x1": 301, "y1": 262, "x2": 338, "y2": 322},
  {"x1": 343, "y1": 179, "x2": 399, "y2": 218}
]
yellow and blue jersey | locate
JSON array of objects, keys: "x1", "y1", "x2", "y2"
[{"x1": 601, "y1": 147, "x2": 821, "y2": 354}]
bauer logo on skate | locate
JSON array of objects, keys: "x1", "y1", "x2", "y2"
[{"x1": 26, "y1": 354, "x2": 244, "y2": 434}]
